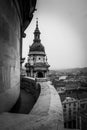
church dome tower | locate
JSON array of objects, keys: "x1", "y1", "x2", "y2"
[
  {"x1": 29, "y1": 18, "x2": 45, "y2": 54},
  {"x1": 25, "y1": 18, "x2": 50, "y2": 78}
]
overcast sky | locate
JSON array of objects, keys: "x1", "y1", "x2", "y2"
[{"x1": 23, "y1": 0, "x2": 87, "y2": 69}]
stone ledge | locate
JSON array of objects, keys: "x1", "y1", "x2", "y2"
[{"x1": 0, "y1": 81, "x2": 64, "y2": 130}]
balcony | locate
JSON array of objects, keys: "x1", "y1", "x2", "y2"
[{"x1": 0, "y1": 78, "x2": 64, "y2": 130}]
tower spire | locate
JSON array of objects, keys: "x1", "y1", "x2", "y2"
[
  {"x1": 33, "y1": 18, "x2": 41, "y2": 42},
  {"x1": 36, "y1": 18, "x2": 38, "y2": 28}
]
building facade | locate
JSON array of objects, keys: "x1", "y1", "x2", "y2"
[
  {"x1": 79, "y1": 110, "x2": 87, "y2": 130},
  {"x1": 62, "y1": 97, "x2": 80, "y2": 129},
  {"x1": 25, "y1": 19, "x2": 50, "y2": 78}
]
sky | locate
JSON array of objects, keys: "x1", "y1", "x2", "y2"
[{"x1": 23, "y1": 0, "x2": 87, "y2": 70}]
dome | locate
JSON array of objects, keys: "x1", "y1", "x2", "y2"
[{"x1": 30, "y1": 42, "x2": 45, "y2": 52}]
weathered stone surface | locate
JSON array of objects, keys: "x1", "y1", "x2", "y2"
[
  {"x1": 0, "y1": 81, "x2": 64, "y2": 130},
  {"x1": 0, "y1": 0, "x2": 20, "y2": 112}
]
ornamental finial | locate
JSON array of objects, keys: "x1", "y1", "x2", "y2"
[{"x1": 36, "y1": 18, "x2": 38, "y2": 28}]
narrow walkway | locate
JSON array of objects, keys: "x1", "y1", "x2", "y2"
[
  {"x1": 0, "y1": 81, "x2": 64, "y2": 130},
  {"x1": 10, "y1": 88, "x2": 35, "y2": 114},
  {"x1": 10, "y1": 77, "x2": 40, "y2": 114}
]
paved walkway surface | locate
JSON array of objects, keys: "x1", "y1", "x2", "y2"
[
  {"x1": 10, "y1": 89, "x2": 35, "y2": 114},
  {"x1": 0, "y1": 81, "x2": 64, "y2": 130}
]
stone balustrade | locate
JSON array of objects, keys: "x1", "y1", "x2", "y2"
[{"x1": 0, "y1": 80, "x2": 64, "y2": 130}]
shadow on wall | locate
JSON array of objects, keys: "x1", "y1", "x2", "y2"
[{"x1": 10, "y1": 77, "x2": 41, "y2": 114}]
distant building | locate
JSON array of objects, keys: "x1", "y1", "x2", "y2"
[
  {"x1": 79, "y1": 110, "x2": 87, "y2": 130},
  {"x1": 25, "y1": 19, "x2": 50, "y2": 79},
  {"x1": 62, "y1": 97, "x2": 80, "y2": 129},
  {"x1": 57, "y1": 87, "x2": 65, "y2": 93},
  {"x1": 80, "y1": 98, "x2": 87, "y2": 111},
  {"x1": 59, "y1": 76, "x2": 67, "y2": 81}
]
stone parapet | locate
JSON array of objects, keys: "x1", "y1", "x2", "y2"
[
  {"x1": 29, "y1": 81, "x2": 64, "y2": 130},
  {"x1": 36, "y1": 78, "x2": 48, "y2": 82},
  {"x1": 0, "y1": 81, "x2": 64, "y2": 130}
]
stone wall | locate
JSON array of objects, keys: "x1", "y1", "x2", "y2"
[{"x1": 0, "y1": 0, "x2": 20, "y2": 112}]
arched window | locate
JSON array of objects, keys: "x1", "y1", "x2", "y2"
[{"x1": 37, "y1": 72, "x2": 44, "y2": 78}]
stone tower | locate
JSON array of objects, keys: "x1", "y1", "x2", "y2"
[{"x1": 25, "y1": 18, "x2": 50, "y2": 78}]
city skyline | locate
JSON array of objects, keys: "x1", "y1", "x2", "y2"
[{"x1": 23, "y1": 0, "x2": 87, "y2": 69}]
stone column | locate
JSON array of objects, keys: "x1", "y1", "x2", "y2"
[{"x1": 0, "y1": 0, "x2": 21, "y2": 112}]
